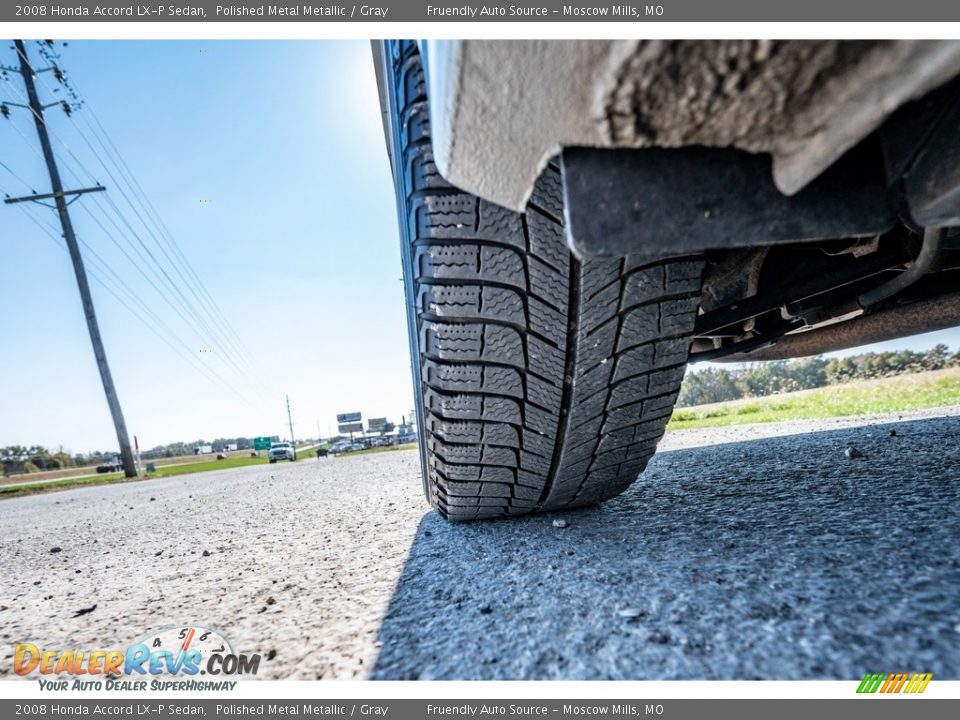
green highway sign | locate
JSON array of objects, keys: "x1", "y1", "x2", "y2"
[{"x1": 253, "y1": 436, "x2": 272, "y2": 450}]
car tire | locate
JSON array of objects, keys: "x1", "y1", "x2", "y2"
[
  {"x1": 269, "y1": 459, "x2": 275, "y2": 464},
  {"x1": 386, "y1": 41, "x2": 705, "y2": 520}
]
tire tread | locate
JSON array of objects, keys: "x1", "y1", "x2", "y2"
[{"x1": 391, "y1": 44, "x2": 703, "y2": 519}]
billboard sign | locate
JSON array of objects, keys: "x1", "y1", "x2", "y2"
[
  {"x1": 338, "y1": 422, "x2": 364, "y2": 434},
  {"x1": 368, "y1": 417, "x2": 388, "y2": 432},
  {"x1": 336, "y1": 412, "x2": 362, "y2": 424}
]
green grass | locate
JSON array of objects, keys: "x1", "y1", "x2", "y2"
[
  {"x1": 667, "y1": 370, "x2": 960, "y2": 431},
  {"x1": 7, "y1": 370, "x2": 956, "y2": 496},
  {"x1": 0, "y1": 444, "x2": 418, "y2": 498},
  {"x1": 0, "y1": 473, "x2": 128, "y2": 495},
  {"x1": 0, "y1": 455, "x2": 271, "y2": 497},
  {"x1": 146, "y1": 455, "x2": 269, "y2": 477}
]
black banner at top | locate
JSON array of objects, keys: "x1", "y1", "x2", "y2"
[{"x1": 4, "y1": 0, "x2": 960, "y2": 22}]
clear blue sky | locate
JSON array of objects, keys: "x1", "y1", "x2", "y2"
[
  {"x1": 1, "y1": 40, "x2": 412, "y2": 453},
  {"x1": 1, "y1": 40, "x2": 958, "y2": 454}
]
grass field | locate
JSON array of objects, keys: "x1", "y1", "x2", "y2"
[
  {"x1": 4, "y1": 369, "x2": 957, "y2": 498},
  {"x1": 667, "y1": 367, "x2": 960, "y2": 431},
  {"x1": 0, "y1": 455, "x2": 272, "y2": 497},
  {"x1": 0, "y1": 444, "x2": 416, "y2": 497}
]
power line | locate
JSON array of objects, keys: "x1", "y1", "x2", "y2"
[
  {"x1": 71, "y1": 97, "x2": 260, "y2": 365},
  {"x1": 6, "y1": 100, "x2": 265, "y2": 395},
  {"x1": 70, "y1": 110, "x2": 258, "y2": 368},
  {"x1": 5, "y1": 182, "x2": 257, "y2": 410},
  {"x1": 6, "y1": 39, "x2": 136, "y2": 477},
  {"x1": 2, "y1": 71, "x2": 88, "y2": 170},
  {"x1": 37, "y1": 81, "x2": 265, "y2": 392},
  {"x1": 5, "y1": 64, "x2": 258, "y2": 386},
  {"x1": 31, "y1": 42, "x2": 259, "y2": 369},
  {"x1": 67, "y1": 185, "x2": 264, "y2": 391},
  {"x1": 47, "y1": 150, "x2": 240, "y2": 362},
  {"x1": 3, "y1": 149, "x2": 268, "y2": 401},
  {"x1": 63, "y1": 116, "x2": 257, "y2": 370},
  {"x1": 0, "y1": 91, "x2": 47, "y2": 161},
  {"x1": 95, "y1": 188, "x2": 255, "y2": 379},
  {"x1": 0, "y1": 157, "x2": 35, "y2": 192},
  {"x1": 5, "y1": 41, "x2": 272, "y2": 400}
]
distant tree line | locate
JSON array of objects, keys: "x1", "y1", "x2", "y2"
[
  {"x1": 1, "y1": 436, "x2": 269, "y2": 476},
  {"x1": 677, "y1": 344, "x2": 959, "y2": 407},
  {"x1": 139, "y1": 437, "x2": 260, "y2": 459},
  {"x1": 5, "y1": 347, "x2": 956, "y2": 474},
  {"x1": 0, "y1": 445, "x2": 102, "y2": 475}
]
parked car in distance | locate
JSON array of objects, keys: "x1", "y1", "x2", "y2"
[
  {"x1": 328, "y1": 441, "x2": 351, "y2": 454},
  {"x1": 267, "y1": 442, "x2": 296, "y2": 463},
  {"x1": 329, "y1": 440, "x2": 366, "y2": 454}
]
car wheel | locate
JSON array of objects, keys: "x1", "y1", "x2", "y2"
[{"x1": 386, "y1": 42, "x2": 704, "y2": 520}]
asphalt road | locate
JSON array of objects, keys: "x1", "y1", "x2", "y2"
[{"x1": 1, "y1": 408, "x2": 958, "y2": 680}]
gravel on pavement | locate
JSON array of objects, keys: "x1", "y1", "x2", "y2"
[{"x1": 2, "y1": 408, "x2": 958, "y2": 680}]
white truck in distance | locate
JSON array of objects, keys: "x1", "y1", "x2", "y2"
[{"x1": 268, "y1": 442, "x2": 296, "y2": 463}]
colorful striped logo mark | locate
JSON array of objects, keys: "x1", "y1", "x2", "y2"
[{"x1": 857, "y1": 672, "x2": 933, "y2": 694}]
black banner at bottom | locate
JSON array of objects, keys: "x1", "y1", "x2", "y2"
[{"x1": 1, "y1": 699, "x2": 958, "y2": 720}]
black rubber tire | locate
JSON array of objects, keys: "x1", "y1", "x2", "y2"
[{"x1": 389, "y1": 42, "x2": 705, "y2": 520}]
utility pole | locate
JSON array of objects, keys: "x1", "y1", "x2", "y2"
[
  {"x1": 5, "y1": 40, "x2": 136, "y2": 478},
  {"x1": 286, "y1": 395, "x2": 295, "y2": 446}
]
